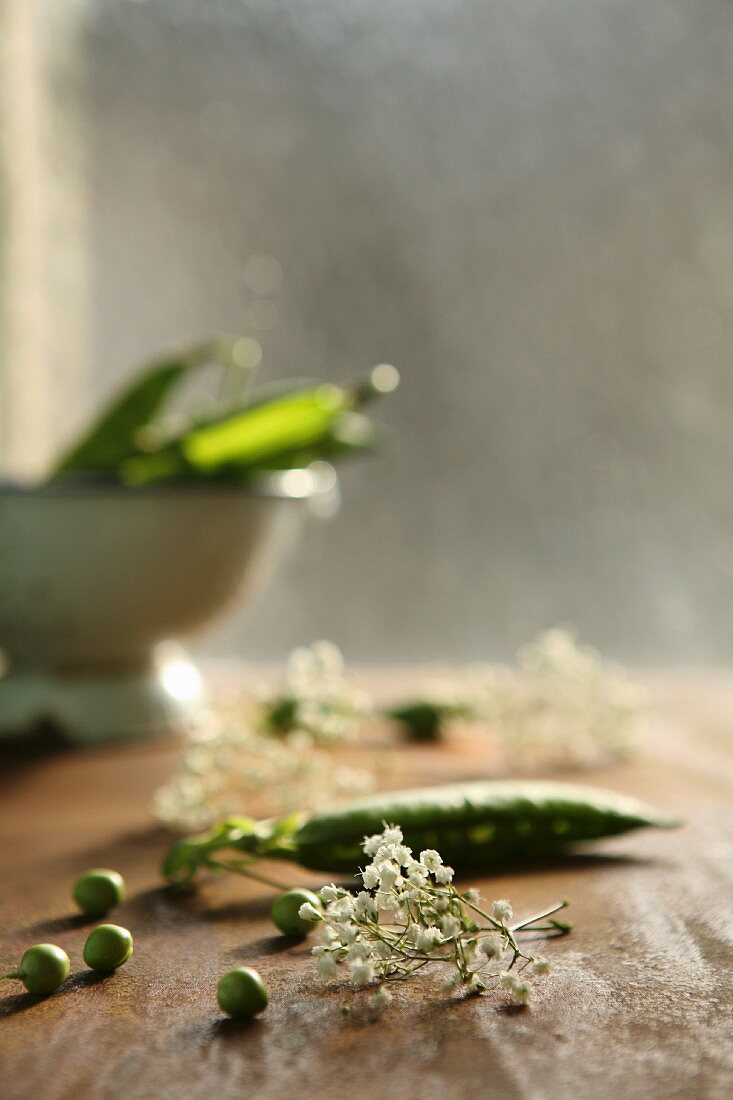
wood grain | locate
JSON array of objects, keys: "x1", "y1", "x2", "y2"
[{"x1": 1, "y1": 671, "x2": 732, "y2": 1100}]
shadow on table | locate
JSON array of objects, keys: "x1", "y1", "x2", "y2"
[
  {"x1": 0, "y1": 725, "x2": 71, "y2": 790},
  {"x1": 26, "y1": 912, "x2": 97, "y2": 936},
  {"x1": 224, "y1": 934, "x2": 306, "y2": 962},
  {"x1": 0, "y1": 970, "x2": 111, "y2": 1017}
]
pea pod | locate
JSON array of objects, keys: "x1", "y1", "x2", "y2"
[{"x1": 162, "y1": 780, "x2": 677, "y2": 885}]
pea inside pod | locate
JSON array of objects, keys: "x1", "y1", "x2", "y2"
[{"x1": 163, "y1": 779, "x2": 678, "y2": 884}]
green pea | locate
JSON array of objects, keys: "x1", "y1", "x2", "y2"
[
  {"x1": 83, "y1": 924, "x2": 133, "y2": 972},
  {"x1": 271, "y1": 888, "x2": 321, "y2": 937},
  {"x1": 217, "y1": 967, "x2": 268, "y2": 1019},
  {"x1": 72, "y1": 868, "x2": 126, "y2": 917},
  {"x1": 1, "y1": 944, "x2": 71, "y2": 996}
]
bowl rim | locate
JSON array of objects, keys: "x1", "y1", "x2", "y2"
[{"x1": 0, "y1": 462, "x2": 338, "y2": 502}]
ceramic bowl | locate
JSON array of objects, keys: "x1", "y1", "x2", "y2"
[{"x1": 0, "y1": 464, "x2": 338, "y2": 743}]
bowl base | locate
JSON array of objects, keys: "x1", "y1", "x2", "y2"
[{"x1": 0, "y1": 653, "x2": 203, "y2": 744}]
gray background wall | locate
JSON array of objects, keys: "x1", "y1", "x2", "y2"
[{"x1": 21, "y1": 0, "x2": 733, "y2": 662}]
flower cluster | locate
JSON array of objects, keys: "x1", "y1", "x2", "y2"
[
  {"x1": 151, "y1": 706, "x2": 374, "y2": 833},
  {"x1": 476, "y1": 627, "x2": 647, "y2": 769},
  {"x1": 383, "y1": 629, "x2": 645, "y2": 766},
  {"x1": 260, "y1": 640, "x2": 370, "y2": 746},
  {"x1": 300, "y1": 824, "x2": 567, "y2": 1009}
]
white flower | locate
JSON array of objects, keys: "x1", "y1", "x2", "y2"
[
  {"x1": 420, "y1": 849, "x2": 443, "y2": 872},
  {"x1": 350, "y1": 961, "x2": 375, "y2": 987},
  {"x1": 464, "y1": 888, "x2": 480, "y2": 902},
  {"x1": 440, "y1": 915, "x2": 462, "y2": 938},
  {"x1": 416, "y1": 926, "x2": 444, "y2": 952},
  {"x1": 492, "y1": 899, "x2": 513, "y2": 923},
  {"x1": 376, "y1": 890, "x2": 403, "y2": 913},
  {"x1": 363, "y1": 833, "x2": 384, "y2": 857},
  {"x1": 406, "y1": 860, "x2": 428, "y2": 886},
  {"x1": 298, "y1": 902, "x2": 322, "y2": 922},
  {"x1": 480, "y1": 933, "x2": 504, "y2": 960},
  {"x1": 380, "y1": 825, "x2": 404, "y2": 847},
  {"x1": 392, "y1": 845, "x2": 413, "y2": 867},
  {"x1": 362, "y1": 864, "x2": 380, "y2": 889},
  {"x1": 308, "y1": 819, "x2": 562, "y2": 1010},
  {"x1": 441, "y1": 972, "x2": 463, "y2": 992},
  {"x1": 347, "y1": 941, "x2": 373, "y2": 962},
  {"x1": 375, "y1": 861, "x2": 401, "y2": 889},
  {"x1": 530, "y1": 956, "x2": 551, "y2": 976},
  {"x1": 329, "y1": 895, "x2": 355, "y2": 921},
  {"x1": 336, "y1": 921, "x2": 358, "y2": 945},
  {"x1": 509, "y1": 979, "x2": 531, "y2": 1005},
  {"x1": 368, "y1": 985, "x2": 394, "y2": 1011},
  {"x1": 353, "y1": 891, "x2": 378, "y2": 920},
  {"x1": 317, "y1": 955, "x2": 339, "y2": 979}
]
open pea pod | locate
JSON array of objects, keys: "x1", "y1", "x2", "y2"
[
  {"x1": 121, "y1": 384, "x2": 351, "y2": 485},
  {"x1": 120, "y1": 364, "x2": 396, "y2": 486},
  {"x1": 162, "y1": 779, "x2": 678, "y2": 885},
  {"x1": 49, "y1": 337, "x2": 250, "y2": 481}
]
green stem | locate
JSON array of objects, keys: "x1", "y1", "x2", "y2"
[
  {"x1": 205, "y1": 858, "x2": 293, "y2": 893},
  {"x1": 510, "y1": 901, "x2": 568, "y2": 933},
  {"x1": 461, "y1": 896, "x2": 504, "y2": 932},
  {"x1": 1, "y1": 971, "x2": 23, "y2": 981}
]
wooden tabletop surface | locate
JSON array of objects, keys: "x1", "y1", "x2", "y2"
[{"x1": 1, "y1": 671, "x2": 732, "y2": 1100}]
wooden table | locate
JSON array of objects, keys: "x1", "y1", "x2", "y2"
[{"x1": 1, "y1": 672, "x2": 732, "y2": 1099}]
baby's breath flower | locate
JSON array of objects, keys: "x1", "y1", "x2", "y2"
[
  {"x1": 509, "y1": 979, "x2": 532, "y2": 1005},
  {"x1": 330, "y1": 895, "x2": 355, "y2": 921},
  {"x1": 440, "y1": 915, "x2": 462, "y2": 939},
  {"x1": 317, "y1": 954, "x2": 339, "y2": 980},
  {"x1": 492, "y1": 899, "x2": 513, "y2": 923},
  {"x1": 419, "y1": 849, "x2": 443, "y2": 872},
  {"x1": 530, "y1": 956, "x2": 551, "y2": 976},
  {"x1": 369, "y1": 986, "x2": 394, "y2": 1011},
  {"x1": 308, "y1": 822, "x2": 568, "y2": 1011},
  {"x1": 349, "y1": 961, "x2": 375, "y2": 987},
  {"x1": 362, "y1": 864, "x2": 380, "y2": 889},
  {"x1": 347, "y1": 941, "x2": 373, "y2": 962},
  {"x1": 363, "y1": 833, "x2": 385, "y2": 857},
  {"x1": 416, "y1": 927, "x2": 444, "y2": 952},
  {"x1": 376, "y1": 861, "x2": 402, "y2": 889},
  {"x1": 353, "y1": 891, "x2": 378, "y2": 921},
  {"x1": 380, "y1": 824, "x2": 404, "y2": 846},
  {"x1": 298, "y1": 902, "x2": 322, "y2": 923},
  {"x1": 337, "y1": 922, "x2": 358, "y2": 945},
  {"x1": 480, "y1": 933, "x2": 505, "y2": 960}
]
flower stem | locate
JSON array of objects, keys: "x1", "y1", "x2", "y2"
[
  {"x1": 510, "y1": 901, "x2": 568, "y2": 933},
  {"x1": 204, "y1": 857, "x2": 293, "y2": 892}
]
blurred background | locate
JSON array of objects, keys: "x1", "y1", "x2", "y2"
[{"x1": 2, "y1": 0, "x2": 733, "y2": 666}]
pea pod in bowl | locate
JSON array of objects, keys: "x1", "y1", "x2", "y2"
[{"x1": 162, "y1": 779, "x2": 678, "y2": 886}]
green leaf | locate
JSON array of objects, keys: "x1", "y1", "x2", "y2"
[{"x1": 48, "y1": 337, "x2": 251, "y2": 480}]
